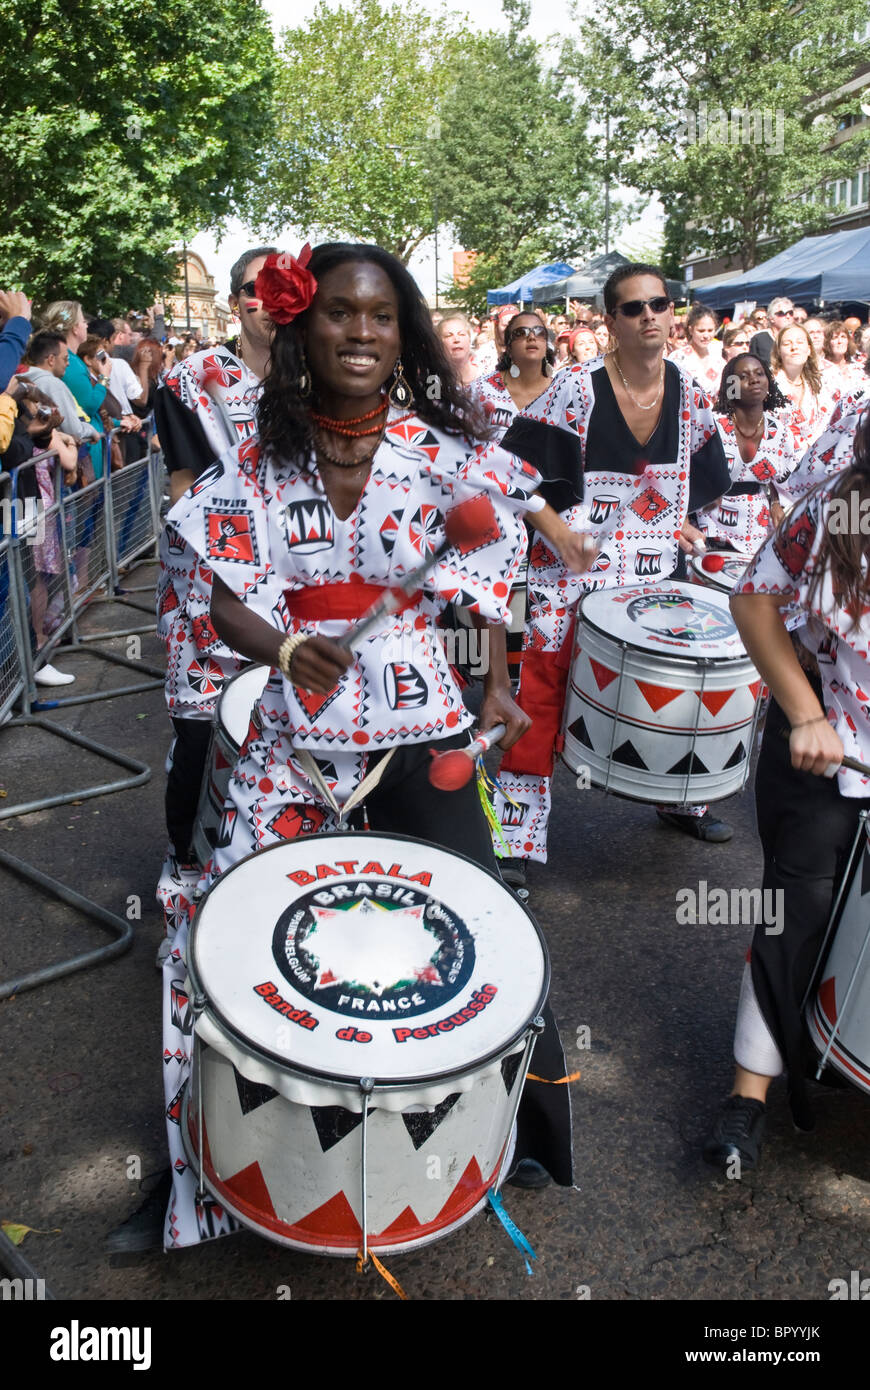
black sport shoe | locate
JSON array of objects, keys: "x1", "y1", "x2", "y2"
[
  {"x1": 105, "y1": 1170, "x2": 172, "y2": 1255},
  {"x1": 703, "y1": 1095, "x2": 766, "y2": 1173},
  {"x1": 506, "y1": 1158, "x2": 552, "y2": 1190},
  {"x1": 656, "y1": 809, "x2": 733, "y2": 843},
  {"x1": 499, "y1": 858, "x2": 528, "y2": 888}
]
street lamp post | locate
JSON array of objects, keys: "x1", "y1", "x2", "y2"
[
  {"x1": 182, "y1": 241, "x2": 191, "y2": 331},
  {"x1": 604, "y1": 114, "x2": 611, "y2": 255}
]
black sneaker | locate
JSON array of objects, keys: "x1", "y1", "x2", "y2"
[
  {"x1": 506, "y1": 1158, "x2": 552, "y2": 1190},
  {"x1": 703, "y1": 1095, "x2": 766, "y2": 1173},
  {"x1": 499, "y1": 858, "x2": 528, "y2": 888},
  {"x1": 656, "y1": 809, "x2": 733, "y2": 843},
  {"x1": 105, "y1": 1170, "x2": 172, "y2": 1255}
]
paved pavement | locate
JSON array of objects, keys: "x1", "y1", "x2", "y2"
[{"x1": 1, "y1": 560, "x2": 868, "y2": 1304}]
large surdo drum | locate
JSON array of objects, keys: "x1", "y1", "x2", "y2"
[
  {"x1": 561, "y1": 582, "x2": 763, "y2": 804},
  {"x1": 183, "y1": 833, "x2": 548, "y2": 1256}
]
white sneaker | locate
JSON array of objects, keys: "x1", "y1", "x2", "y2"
[{"x1": 34, "y1": 663, "x2": 76, "y2": 687}]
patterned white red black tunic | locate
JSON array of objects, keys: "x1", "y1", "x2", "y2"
[
  {"x1": 493, "y1": 358, "x2": 730, "y2": 860},
  {"x1": 697, "y1": 411, "x2": 797, "y2": 553},
  {"x1": 735, "y1": 484, "x2": 870, "y2": 799},
  {"x1": 157, "y1": 411, "x2": 543, "y2": 1248}
]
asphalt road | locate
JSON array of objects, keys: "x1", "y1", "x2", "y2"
[{"x1": 1, "y1": 559, "x2": 868, "y2": 1307}]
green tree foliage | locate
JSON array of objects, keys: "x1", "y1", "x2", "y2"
[
  {"x1": 563, "y1": 0, "x2": 870, "y2": 272},
  {"x1": 432, "y1": 0, "x2": 607, "y2": 312},
  {"x1": 254, "y1": 0, "x2": 607, "y2": 309},
  {"x1": 0, "y1": 0, "x2": 276, "y2": 312},
  {"x1": 251, "y1": 0, "x2": 469, "y2": 262}
]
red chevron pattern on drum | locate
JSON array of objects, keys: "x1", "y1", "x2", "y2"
[{"x1": 635, "y1": 680, "x2": 682, "y2": 712}]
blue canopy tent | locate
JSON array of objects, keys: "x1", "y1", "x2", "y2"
[
  {"x1": 531, "y1": 251, "x2": 688, "y2": 306},
  {"x1": 486, "y1": 261, "x2": 577, "y2": 306},
  {"x1": 696, "y1": 227, "x2": 870, "y2": 312}
]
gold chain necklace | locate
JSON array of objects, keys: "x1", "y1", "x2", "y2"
[
  {"x1": 612, "y1": 352, "x2": 664, "y2": 411},
  {"x1": 733, "y1": 412, "x2": 764, "y2": 440}
]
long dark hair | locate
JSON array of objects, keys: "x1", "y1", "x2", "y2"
[
  {"x1": 716, "y1": 353, "x2": 789, "y2": 414},
  {"x1": 806, "y1": 407, "x2": 870, "y2": 625},
  {"x1": 257, "y1": 243, "x2": 492, "y2": 462}
]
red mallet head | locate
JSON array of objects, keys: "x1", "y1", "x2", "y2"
[
  {"x1": 428, "y1": 747, "x2": 475, "y2": 791},
  {"x1": 702, "y1": 553, "x2": 727, "y2": 573}
]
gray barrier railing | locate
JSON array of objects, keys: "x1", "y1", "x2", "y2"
[
  {"x1": 8, "y1": 442, "x2": 164, "y2": 707},
  {"x1": 0, "y1": 428, "x2": 171, "y2": 996}
]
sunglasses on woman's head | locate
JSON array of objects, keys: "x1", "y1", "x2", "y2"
[
  {"x1": 613, "y1": 296, "x2": 671, "y2": 317},
  {"x1": 510, "y1": 325, "x2": 547, "y2": 340}
]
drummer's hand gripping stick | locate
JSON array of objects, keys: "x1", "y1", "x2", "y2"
[
  {"x1": 342, "y1": 495, "x2": 500, "y2": 648},
  {"x1": 429, "y1": 724, "x2": 507, "y2": 791}
]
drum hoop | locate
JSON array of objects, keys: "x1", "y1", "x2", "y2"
[
  {"x1": 215, "y1": 661, "x2": 269, "y2": 733},
  {"x1": 803, "y1": 811, "x2": 870, "y2": 1018},
  {"x1": 188, "y1": 830, "x2": 551, "y2": 1093},
  {"x1": 578, "y1": 586, "x2": 745, "y2": 665}
]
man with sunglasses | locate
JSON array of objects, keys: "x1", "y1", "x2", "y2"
[
  {"x1": 495, "y1": 263, "x2": 731, "y2": 883},
  {"x1": 749, "y1": 298, "x2": 795, "y2": 367},
  {"x1": 153, "y1": 246, "x2": 281, "y2": 967}
]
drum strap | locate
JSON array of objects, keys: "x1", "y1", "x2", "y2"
[
  {"x1": 295, "y1": 747, "x2": 398, "y2": 820},
  {"x1": 487, "y1": 1189, "x2": 537, "y2": 1276},
  {"x1": 356, "y1": 1249, "x2": 409, "y2": 1300}
]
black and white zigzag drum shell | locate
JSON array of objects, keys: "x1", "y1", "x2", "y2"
[
  {"x1": 562, "y1": 582, "x2": 763, "y2": 804},
  {"x1": 807, "y1": 821, "x2": 870, "y2": 1095},
  {"x1": 193, "y1": 664, "x2": 269, "y2": 864},
  {"x1": 183, "y1": 833, "x2": 548, "y2": 1255}
]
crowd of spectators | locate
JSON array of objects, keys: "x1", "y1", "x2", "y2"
[
  {"x1": 434, "y1": 293, "x2": 868, "y2": 458},
  {"x1": 1, "y1": 275, "x2": 866, "y2": 690},
  {"x1": 0, "y1": 292, "x2": 193, "y2": 686}
]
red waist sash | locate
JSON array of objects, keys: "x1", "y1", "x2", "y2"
[{"x1": 285, "y1": 581, "x2": 422, "y2": 622}]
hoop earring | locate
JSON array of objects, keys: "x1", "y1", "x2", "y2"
[
  {"x1": 298, "y1": 349, "x2": 311, "y2": 400},
  {"x1": 388, "y1": 358, "x2": 413, "y2": 408}
]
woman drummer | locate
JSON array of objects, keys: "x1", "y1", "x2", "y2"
[
  {"x1": 696, "y1": 354, "x2": 795, "y2": 556},
  {"x1": 704, "y1": 408, "x2": 870, "y2": 1171},
  {"x1": 128, "y1": 243, "x2": 579, "y2": 1253}
]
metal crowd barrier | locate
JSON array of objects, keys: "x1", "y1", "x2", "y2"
[
  {"x1": 7, "y1": 441, "x2": 164, "y2": 707},
  {"x1": 0, "y1": 427, "x2": 171, "y2": 996}
]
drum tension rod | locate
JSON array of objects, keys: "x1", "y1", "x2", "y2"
[
  {"x1": 192, "y1": 991, "x2": 207, "y2": 1203},
  {"x1": 358, "y1": 1077, "x2": 375, "y2": 1269}
]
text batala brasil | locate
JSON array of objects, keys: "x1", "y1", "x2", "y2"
[{"x1": 253, "y1": 858, "x2": 498, "y2": 1043}]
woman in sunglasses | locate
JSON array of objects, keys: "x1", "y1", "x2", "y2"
[
  {"x1": 470, "y1": 312, "x2": 555, "y2": 435},
  {"x1": 721, "y1": 323, "x2": 752, "y2": 362}
]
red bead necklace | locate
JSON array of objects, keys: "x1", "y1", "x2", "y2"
[{"x1": 310, "y1": 396, "x2": 387, "y2": 437}]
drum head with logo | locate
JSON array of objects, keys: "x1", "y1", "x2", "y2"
[
  {"x1": 579, "y1": 582, "x2": 745, "y2": 662},
  {"x1": 189, "y1": 833, "x2": 548, "y2": 1087},
  {"x1": 217, "y1": 664, "x2": 270, "y2": 747}
]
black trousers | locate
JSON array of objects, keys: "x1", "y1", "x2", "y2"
[
  {"x1": 752, "y1": 695, "x2": 870, "y2": 1128},
  {"x1": 165, "y1": 716, "x2": 212, "y2": 862}
]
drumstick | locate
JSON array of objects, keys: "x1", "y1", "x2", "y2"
[
  {"x1": 429, "y1": 724, "x2": 507, "y2": 791},
  {"x1": 344, "y1": 496, "x2": 498, "y2": 647}
]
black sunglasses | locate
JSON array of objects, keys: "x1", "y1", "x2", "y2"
[
  {"x1": 614, "y1": 296, "x2": 671, "y2": 317},
  {"x1": 510, "y1": 325, "x2": 548, "y2": 340},
  {"x1": 238, "y1": 280, "x2": 259, "y2": 298}
]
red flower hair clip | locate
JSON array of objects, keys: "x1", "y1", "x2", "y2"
[{"x1": 255, "y1": 245, "x2": 318, "y2": 325}]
